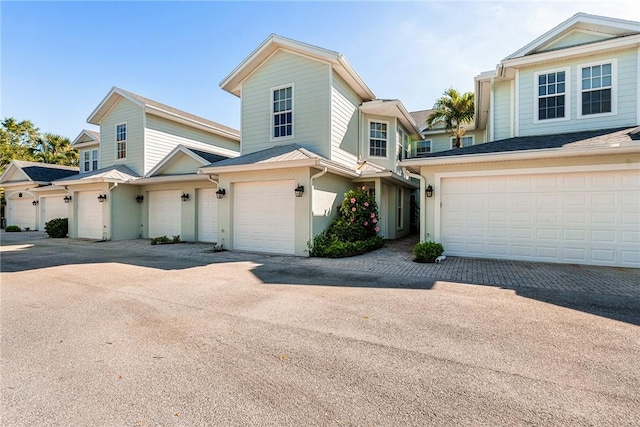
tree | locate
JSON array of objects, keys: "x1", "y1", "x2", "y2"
[
  {"x1": 35, "y1": 133, "x2": 78, "y2": 167},
  {"x1": 426, "y1": 88, "x2": 475, "y2": 148},
  {"x1": 0, "y1": 118, "x2": 39, "y2": 172}
]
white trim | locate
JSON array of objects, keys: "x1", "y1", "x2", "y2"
[
  {"x1": 533, "y1": 67, "x2": 571, "y2": 124},
  {"x1": 91, "y1": 149, "x2": 99, "y2": 171},
  {"x1": 416, "y1": 139, "x2": 432, "y2": 156},
  {"x1": 489, "y1": 78, "x2": 495, "y2": 141},
  {"x1": 115, "y1": 122, "x2": 127, "y2": 161},
  {"x1": 82, "y1": 151, "x2": 90, "y2": 173},
  {"x1": 449, "y1": 135, "x2": 474, "y2": 149},
  {"x1": 577, "y1": 58, "x2": 617, "y2": 119},
  {"x1": 537, "y1": 28, "x2": 617, "y2": 52},
  {"x1": 638, "y1": 47, "x2": 640, "y2": 126},
  {"x1": 433, "y1": 162, "x2": 637, "y2": 242},
  {"x1": 367, "y1": 119, "x2": 390, "y2": 159},
  {"x1": 396, "y1": 187, "x2": 403, "y2": 231},
  {"x1": 270, "y1": 83, "x2": 295, "y2": 142},
  {"x1": 514, "y1": 70, "x2": 520, "y2": 137},
  {"x1": 508, "y1": 79, "x2": 514, "y2": 138},
  {"x1": 146, "y1": 145, "x2": 212, "y2": 177}
]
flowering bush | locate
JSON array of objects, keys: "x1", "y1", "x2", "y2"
[{"x1": 309, "y1": 186, "x2": 384, "y2": 257}]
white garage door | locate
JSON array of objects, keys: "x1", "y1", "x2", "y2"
[
  {"x1": 77, "y1": 191, "x2": 103, "y2": 239},
  {"x1": 148, "y1": 190, "x2": 181, "y2": 238},
  {"x1": 197, "y1": 188, "x2": 218, "y2": 243},
  {"x1": 440, "y1": 169, "x2": 640, "y2": 267},
  {"x1": 7, "y1": 196, "x2": 37, "y2": 230},
  {"x1": 234, "y1": 180, "x2": 295, "y2": 254},
  {"x1": 41, "y1": 196, "x2": 68, "y2": 229}
]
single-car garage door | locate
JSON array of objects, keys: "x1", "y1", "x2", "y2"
[
  {"x1": 197, "y1": 188, "x2": 218, "y2": 243},
  {"x1": 77, "y1": 191, "x2": 103, "y2": 239},
  {"x1": 440, "y1": 169, "x2": 640, "y2": 267},
  {"x1": 7, "y1": 195, "x2": 37, "y2": 230},
  {"x1": 234, "y1": 180, "x2": 295, "y2": 254},
  {"x1": 41, "y1": 196, "x2": 68, "y2": 230},
  {"x1": 148, "y1": 190, "x2": 182, "y2": 238}
]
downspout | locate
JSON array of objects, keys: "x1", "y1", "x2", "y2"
[
  {"x1": 207, "y1": 175, "x2": 219, "y2": 186},
  {"x1": 106, "y1": 182, "x2": 118, "y2": 241},
  {"x1": 309, "y1": 167, "x2": 328, "y2": 244},
  {"x1": 403, "y1": 167, "x2": 426, "y2": 242}
]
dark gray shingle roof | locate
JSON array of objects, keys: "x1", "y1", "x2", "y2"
[
  {"x1": 12, "y1": 161, "x2": 78, "y2": 182},
  {"x1": 188, "y1": 148, "x2": 231, "y2": 164}
]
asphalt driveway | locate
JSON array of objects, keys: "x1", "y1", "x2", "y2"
[{"x1": 1, "y1": 232, "x2": 639, "y2": 426}]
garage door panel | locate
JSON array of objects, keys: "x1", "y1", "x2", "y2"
[
  {"x1": 149, "y1": 190, "x2": 181, "y2": 238},
  {"x1": 8, "y1": 198, "x2": 37, "y2": 229},
  {"x1": 441, "y1": 169, "x2": 640, "y2": 267},
  {"x1": 77, "y1": 191, "x2": 103, "y2": 239},
  {"x1": 197, "y1": 188, "x2": 218, "y2": 243}
]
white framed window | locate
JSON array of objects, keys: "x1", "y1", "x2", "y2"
[
  {"x1": 115, "y1": 123, "x2": 127, "y2": 160},
  {"x1": 534, "y1": 67, "x2": 570, "y2": 123},
  {"x1": 416, "y1": 140, "x2": 432, "y2": 155},
  {"x1": 83, "y1": 151, "x2": 90, "y2": 172},
  {"x1": 578, "y1": 59, "x2": 616, "y2": 119},
  {"x1": 369, "y1": 121, "x2": 388, "y2": 157},
  {"x1": 450, "y1": 135, "x2": 474, "y2": 149},
  {"x1": 396, "y1": 128, "x2": 408, "y2": 161},
  {"x1": 271, "y1": 84, "x2": 293, "y2": 140},
  {"x1": 91, "y1": 149, "x2": 99, "y2": 171},
  {"x1": 397, "y1": 187, "x2": 403, "y2": 230}
]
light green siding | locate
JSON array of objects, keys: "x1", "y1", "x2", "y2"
[
  {"x1": 540, "y1": 30, "x2": 613, "y2": 52},
  {"x1": 362, "y1": 113, "x2": 399, "y2": 171},
  {"x1": 157, "y1": 153, "x2": 204, "y2": 175},
  {"x1": 100, "y1": 98, "x2": 144, "y2": 175},
  {"x1": 145, "y1": 114, "x2": 239, "y2": 174},
  {"x1": 331, "y1": 73, "x2": 361, "y2": 166},
  {"x1": 241, "y1": 50, "x2": 331, "y2": 157},
  {"x1": 416, "y1": 129, "x2": 487, "y2": 154},
  {"x1": 518, "y1": 48, "x2": 638, "y2": 137},
  {"x1": 493, "y1": 80, "x2": 512, "y2": 140}
]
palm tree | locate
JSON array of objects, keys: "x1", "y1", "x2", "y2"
[
  {"x1": 35, "y1": 133, "x2": 78, "y2": 166},
  {"x1": 426, "y1": 88, "x2": 475, "y2": 148}
]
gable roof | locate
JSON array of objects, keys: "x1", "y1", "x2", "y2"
[
  {"x1": 360, "y1": 100, "x2": 423, "y2": 136},
  {"x1": 0, "y1": 160, "x2": 79, "y2": 185},
  {"x1": 401, "y1": 127, "x2": 640, "y2": 167},
  {"x1": 72, "y1": 129, "x2": 100, "y2": 148},
  {"x1": 146, "y1": 145, "x2": 234, "y2": 177},
  {"x1": 220, "y1": 34, "x2": 375, "y2": 100},
  {"x1": 409, "y1": 109, "x2": 433, "y2": 131},
  {"x1": 53, "y1": 164, "x2": 139, "y2": 185},
  {"x1": 504, "y1": 13, "x2": 640, "y2": 61},
  {"x1": 87, "y1": 87, "x2": 240, "y2": 140}
]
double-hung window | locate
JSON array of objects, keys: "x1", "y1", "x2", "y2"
[
  {"x1": 536, "y1": 69, "x2": 568, "y2": 121},
  {"x1": 83, "y1": 151, "x2": 90, "y2": 172},
  {"x1": 369, "y1": 121, "x2": 388, "y2": 157},
  {"x1": 91, "y1": 149, "x2": 99, "y2": 170},
  {"x1": 579, "y1": 60, "x2": 615, "y2": 117},
  {"x1": 116, "y1": 123, "x2": 127, "y2": 160},
  {"x1": 272, "y1": 85, "x2": 293, "y2": 139},
  {"x1": 416, "y1": 140, "x2": 432, "y2": 155},
  {"x1": 450, "y1": 136, "x2": 474, "y2": 149}
]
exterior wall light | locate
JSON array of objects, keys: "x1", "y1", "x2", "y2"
[
  {"x1": 426, "y1": 185, "x2": 434, "y2": 198},
  {"x1": 181, "y1": 193, "x2": 190, "y2": 202},
  {"x1": 97, "y1": 194, "x2": 107, "y2": 203},
  {"x1": 215, "y1": 189, "x2": 226, "y2": 199},
  {"x1": 32, "y1": 200, "x2": 39, "y2": 206},
  {"x1": 136, "y1": 195, "x2": 144, "y2": 203},
  {"x1": 64, "y1": 195, "x2": 72, "y2": 203},
  {"x1": 294, "y1": 185, "x2": 304, "y2": 197}
]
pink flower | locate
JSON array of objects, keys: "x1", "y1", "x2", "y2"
[
  {"x1": 364, "y1": 202, "x2": 369, "y2": 207},
  {"x1": 364, "y1": 221, "x2": 368, "y2": 226},
  {"x1": 351, "y1": 207, "x2": 356, "y2": 212},
  {"x1": 350, "y1": 198, "x2": 356, "y2": 204},
  {"x1": 372, "y1": 218, "x2": 377, "y2": 223},
  {"x1": 375, "y1": 227, "x2": 380, "y2": 232},
  {"x1": 361, "y1": 186, "x2": 366, "y2": 190},
  {"x1": 350, "y1": 218, "x2": 354, "y2": 223},
  {"x1": 370, "y1": 213, "x2": 375, "y2": 218}
]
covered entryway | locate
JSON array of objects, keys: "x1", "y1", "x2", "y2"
[
  {"x1": 7, "y1": 193, "x2": 37, "y2": 230},
  {"x1": 439, "y1": 169, "x2": 640, "y2": 267},
  {"x1": 148, "y1": 190, "x2": 182, "y2": 238},
  {"x1": 40, "y1": 196, "x2": 68, "y2": 230},
  {"x1": 234, "y1": 180, "x2": 295, "y2": 254},
  {"x1": 197, "y1": 188, "x2": 218, "y2": 243},
  {"x1": 77, "y1": 191, "x2": 103, "y2": 239}
]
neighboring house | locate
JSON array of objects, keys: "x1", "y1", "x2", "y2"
[
  {"x1": 199, "y1": 34, "x2": 422, "y2": 255},
  {"x1": 402, "y1": 13, "x2": 640, "y2": 268},
  {"x1": 53, "y1": 87, "x2": 241, "y2": 241},
  {"x1": 409, "y1": 109, "x2": 487, "y2": 154},
  {"x1": 0, "y1": 160, "x2": 78, "y2": 230}
]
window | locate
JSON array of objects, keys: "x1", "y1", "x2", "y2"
[
  {"x1": 272, "y1": 85, "x2": 293, "y2": 139},
  {"x1": 369, "y1": 121, "x2": 388, "y2": 157},
  {"x1": 396, "y1": 128, "x2": 408, "y2": 161},
  {"x1": 536, "y1": 69, "x2": 568, "y2": 121},
  {"x1": 397, "y1": 188, "x2": 403, "y2": 230},
  {"x1": 450, "y1": 136, "x2": 474, "y2": 149},
  {"x1": 116, "y1": 123, "x2": 127, "y2": 160},
  {"x1": 83, "y1": 151, "x2": 90, "y2": 172},
  {"x1": 416, "y1": 140, "x2": 432, "y2": 155},
  {"x1": 579, "y1": 61, "x2": 615, "y2": 117},
  {"x1": 91, "y1": 149, "x2": 99, "y2": 171}
]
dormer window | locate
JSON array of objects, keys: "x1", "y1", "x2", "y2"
[
  {"x1": 578, "y1": 60, "x2": 616, "y2": 118},
  {"x1": 116, "y1": 123, "x2": 127, "y2": 160},
  {"x1": 535, "y1": 68, "x2": 569, "y2": 122},
  {"x1": 272, "y1": 85, "x2": 293, "y2": 140}
]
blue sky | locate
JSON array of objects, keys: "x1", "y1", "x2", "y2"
[{"x1": 2, "y1": 1, "x2": 639, "y2": 140}]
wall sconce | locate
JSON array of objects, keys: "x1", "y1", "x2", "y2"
[
  {"x1": 215, "y1": 189, "x2": 226, "y2": 199},
  {"x1": 181, "y1": 193, "x2": 190, "y2": 202},
  {"x1": 97, "y1": 194, "x2": 107, "y2": 203},
  {"x1": 136, "y1": 195, "x2": 144, "y2": 203},
  {"x1": 294, "y1": 185, "x2": 304, "y2": 197},
  {"x1": 426, "y1": 185, "x2": 434, "y2": 198},
  {"x1": 64, "y1": 195, "x2": 72, "y2": 203},
  {"x1": 32, "y1": 200, "x2": 39, "y2": 206},
  {"x1": 18, "y1": 193, "x2": 22, "y2": 198}
]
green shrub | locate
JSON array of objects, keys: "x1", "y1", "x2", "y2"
[
  {"x1": 413, "y1": 241, "x2": 444, "y2": 263},
  {"x1": 309, "y1": 233, "x2": 384, "y2": 258},
  {"x1": 172, "y1": 235, "x2": 181, "y2": 243},
  {"x1": 150, "y1": 235, "x2": 171, "y2": 245},
  {"x1": 44, "y1": 218, "x2": 68, "y2": 238},
  {"x1": 5, "y1": 225, "x2": 21, "y2": 232}
]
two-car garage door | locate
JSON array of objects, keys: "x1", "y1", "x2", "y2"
[{"x1": 440, "y1": 169, "x2": 640, "y2": 267}]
